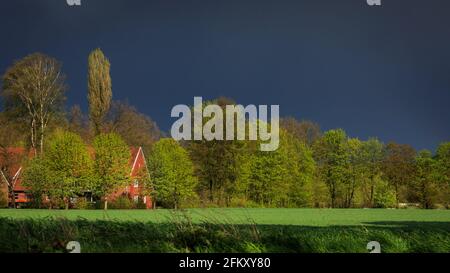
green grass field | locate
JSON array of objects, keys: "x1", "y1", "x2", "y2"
[
  {"x1": 1, "y1": 208, "x2": 449, "y2": 226},
  {"x1": 0, "y1": 208, "x2": 449, "y2": 253}
]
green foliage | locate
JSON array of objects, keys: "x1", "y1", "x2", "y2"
[
  {"x1": 413, "y1": 150, "x2": 440, "y2": 209},
  {"x1": 360, "y1": 138, "x2": 385, "y2": 207},
  {"x1": 342, "y1": 138, "x2": 364, "y2": 207},
  {"x1": 135, "y1": 198, "x2": 148, "y2": 209},
  {"x1": 187, "y1": 97, "x2": 259, "y2": 206},
  {"x1": 45, "y1": 130, "x2": 94, "y2": 196},
  {"x1": 109, "y1": 196, "x2": 134, "y2": 209},
  {"x1": 314, "y1": 129, "x2": 349, "y2": 208},
  {"x1": 243, "y1": 130, "x2": 316, "y2": 207},
  {"x1": 148, "y1": 138, "x2": 198, "y2": 209},
  {"x1": 22, "y1": 130, "x2": 93, "y2": 208},
  {"x1": 22, "y1": 157, "x2": 57, "y2": 208},
  {"x1": 92, "y1": 133, "x2": 130, "y2": 208},
  {"x1": 248, "y1": 140, "x2": 289, "y2": 207},
  {"x1": 286, "y1": 133, "x2": 316, "y2": 207},
  {"x1": 73, "y1": 198, "x2": 93, "y2": 210},
  {"x1": 373, "y1": 178, "x2": 397, "y2": 208},
  {"x1": 436, "y1": 142, "x2": 450, "y2": 207},
  {"x1": 88, "y1": 48, "x2": 112, "y2": 135},
  {"x1": 1, "y1": 73, "x2": 447, "y2": 212},
  {"x1": 436, "y1": 142, "x2": 450, "y2": 179}
]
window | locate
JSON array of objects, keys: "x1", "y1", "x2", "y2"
[
  {"x1": 133, "y1": 179, "x2": 139, "y2": 188},
  {"x1": 133, "y1": 196, "x2": 139, "y2": 202}
]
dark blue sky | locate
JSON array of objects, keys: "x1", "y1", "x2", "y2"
[{"x1": 1, "y1": 0, "x2": 449, "y2": 151}]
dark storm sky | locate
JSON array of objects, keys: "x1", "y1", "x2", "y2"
[{"x1": 0, "y1": 0, "x2": 449, "y2": 151}]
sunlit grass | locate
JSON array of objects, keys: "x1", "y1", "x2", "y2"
[
  {"x1": 0, "y1": 209, "x2": 449, "y2": 253},
  {"x1": 0, "y1": 208, "x2": 449, "y2": 226}
]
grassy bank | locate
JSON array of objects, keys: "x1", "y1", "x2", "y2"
[{"x1": 0, "y1": 209, "x2": 449, "y2": 253}]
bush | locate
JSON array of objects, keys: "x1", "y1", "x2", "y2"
[
  {"x1": 230, "y1": 197, "x2": 247, "y2": 208},
  {"x1": 135, "y1": 198, "x2": 147, "y2": 210},
  {"x1": 179, "y1": 194, "x2": 201, "y2": 209},
  {"x1": 374, "y1": 179, "x2": 397, "y2": 208},
  {"x1": 230, "y1": 198, "x2": 263, "y2": 208},
  {"x1": 73, "y1": 198, "x2": 95, "y2": 210},
  {"x1": 109, "y1": 196, "x2": 134, "y2": 209}
]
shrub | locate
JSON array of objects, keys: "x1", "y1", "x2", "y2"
[
  {"x1": 135, "y1": 198, "x2": 147, "y2": 210},
  {"x1": 179, "y1": 194, "x2": 201, "y2": 209},
  {"x1": 230, "y1": 198, "x2": 263, "y2": 208},
  {"x1": 73, "y1": 197, "x2": 93, "y2": 210},
  {"x1": 373, "y1": 179, "x2": 397, "y2": 208},
  {"x1": 109, "y1": 196, "x2": 134, "y2": 209}
]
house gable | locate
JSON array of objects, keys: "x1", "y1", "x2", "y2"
[{"x1": 1, "y1": 146, "x2": 153, "y2": 208}]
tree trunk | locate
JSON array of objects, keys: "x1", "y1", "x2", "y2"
[
  {"x1": 104, "y1": 199, "x2": 108, "y2": 210},
  {"x1": 349, "y1": 182, "x2": 356, "y2": 208},
  {"x1": 40, "y1": 117, "x2": 44, "y2": 155},
  {"x1": 330, "y1": 190, "x2": 336, "y2": 208},
  {"x1": 209, "y1": 180, "x2": 214, "y2": 202},
  {"x1": 8, "y1": 189, "x2": 16, "y2": 208},
  {"x1": 330, "y1": 181, "x2": 336, "y2": 208},
  {"x1": 395, "y1": 183, "x2": 400, "y2": 208},
  {"x1": 30, "y1": 118, "x2": 37, "y2": 156},
  {"x1": 369, "y1": 176, "x2": 375, "y2": 208}
]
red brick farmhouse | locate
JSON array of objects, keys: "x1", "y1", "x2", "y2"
[{"x1": 0, "y1": 146, "x2": 153, "y2": 209}]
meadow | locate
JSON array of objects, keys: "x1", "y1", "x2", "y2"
[{"x1": 0, "y1": 208, "x2": 449, "y2": 253}]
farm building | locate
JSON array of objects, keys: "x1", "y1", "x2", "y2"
[{"x1": 0, "y1": 146, "x2": 153, "y2": 209}]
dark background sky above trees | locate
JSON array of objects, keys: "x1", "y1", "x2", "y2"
[{"x1": 0, "y1": 0, "x2": 449, "y2": 150}]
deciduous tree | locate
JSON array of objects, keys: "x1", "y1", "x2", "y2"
[
  {"x1": 187, "y1": 97, "x2": 246, "y2": 205},
  {"x1": 313, "y1": 129, "x2": 349, "y2": 208},
  {"x1": 22, "y1": 130, "x2": 93, "y2": 209},
  {"x1": 382, "y1": 142, "x2": 416, "y2": 206},
  {"x1": 88, "y1": 49, "x2": 112, "y2": 135},
  {"x1": 436, "y1": 142, "x2": 450, "y2": 207},
  {"x1": 360, "y1": 138, "x2": 384, "y2": 207},
  {"x1": 106, "y1": 101, "x2": 160, "y2": 153},
  {"x1": 413, "y1": 150, "x2": 439, "y2": 209},
  {"x1": 148, "y1": 138, "x2": 197, "y2": 209},
  {"x1": 280, "y1": 117, "x2": 321, "y2": 146},
  {"x1": 2, "y1": 53, "x2": 66, "y2": 155},
  {"x1": 92, "y1": 133, "x2": 130, "y2": 210}
]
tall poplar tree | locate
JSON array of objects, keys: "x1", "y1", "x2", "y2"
[{"x1": 88, "y1": 48, "x2": 112, "y2": 135}]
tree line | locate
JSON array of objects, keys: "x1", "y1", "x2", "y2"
[{"x1": 0, "y1": 51, "x2": 449, "y2": 209}]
